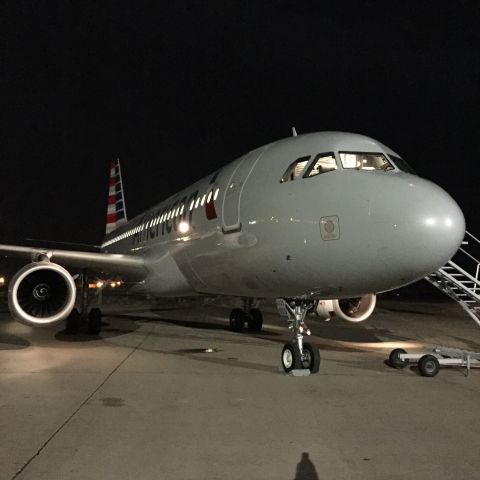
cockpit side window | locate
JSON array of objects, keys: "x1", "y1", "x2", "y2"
[
  {"x1": 339, "y1": 152, "x2": 393, "y2": 171},
  {"x1": 303, "y1": 152, "x2": 337, "y2": 178},
  {"x1": 280, "y1": 156, "x2": 311, "y2": 182},
  {"x1": 388, "y1": 155, "x2": 416, "y2": 174}
]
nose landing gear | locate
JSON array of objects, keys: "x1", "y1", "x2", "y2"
[{"x1": 277, "y1": 299, "x2": 320, "y2": 374}]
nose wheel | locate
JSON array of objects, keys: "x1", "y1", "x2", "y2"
[
  {"x1": 281, "y1": 342, "x2": 320, "y2": 373},
  {"x1": 277, "y1": 299, "x2": 320, "y2": 374}
]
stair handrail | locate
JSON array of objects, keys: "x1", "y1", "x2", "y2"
[
  {"x1": 438, "y1": 261, "x2": 480, "y2": 300},
  {"x1": 456, "y1": 298, "x2": 480, "y2": 328},
  {"x1": 450, "y1": 231, "x2": 480, "y2": 287},
  {"x1": 425, "y1": 230, "x2": 480, "y2": 328},
  {"x1": 429, "y1": 273, "x2": 480, "y2": 328},
  {"x1": 462, "y1": 231, "x2": 480, "y2": 294},
  {"x1": 465, "y1": 230, "x2": 480, "y2": 246},
  {"x1": 457, "y1": 247, "x2": 480, "y2": 266},
  {"x1": 476, "y1": 264, "x2": 479, "y2": 295},
  {"x1": 426, "y1": 268, "x2": 480, "y2": 327}
]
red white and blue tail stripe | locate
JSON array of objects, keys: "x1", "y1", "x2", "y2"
[{"x1": 105, "y1": 159, "x2": 128, "y2": 234}]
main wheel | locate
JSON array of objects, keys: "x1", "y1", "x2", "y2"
[
  {"x1": 88, "y1": 308, "x2": 102, "y2": 335},
  {"x1": 229, "y1": 308, "x2": 246, "y2": 333},
  {"x1": 247, "y1": 308, "x2": 263, "y2": 332},
  {"x1": 418, "y1": 354, "x2": 440, "y2": 377},
  {"x1": 389, "y1": 348, "x2": 409, "y2": 369},
  {"x1": 281, "y1": 342, "x2": 302, "y2": 373},
  {"x1": 301, "y1": 343, "x2": 320, "y2": 373},
  {"x1": 65, "y1": 308, "x2": 80, "y2": 335}
]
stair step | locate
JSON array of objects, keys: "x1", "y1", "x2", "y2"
[{"x1": 426, "y1": 233, "x2": 480, "y2": 326}]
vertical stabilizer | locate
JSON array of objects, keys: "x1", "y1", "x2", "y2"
[{"x1": 105, "y1": 159, "x2": 128, "y2": 234}]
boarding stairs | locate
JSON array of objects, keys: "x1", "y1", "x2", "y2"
[{"x1": 425, "y1": 231, "x2": 480, "y2": 327}]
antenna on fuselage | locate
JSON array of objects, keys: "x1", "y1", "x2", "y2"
[{"x1": 292, "y1": 127, "x2": 298, "y2": 137}]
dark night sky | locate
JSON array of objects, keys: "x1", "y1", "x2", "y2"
[{"x1": 1, "y1": 1, "x2": 479, "y2": 246}]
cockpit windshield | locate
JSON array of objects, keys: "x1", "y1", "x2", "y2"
[
  {"x1": 280, "y1": 156, "x2": 311, "y2": 182},
  {"x1": 388, "y1": 155, "x2": 416, "y2": 174},
  {"x1": 339, "y1": 152, "x2": 394, "y2": 171}
]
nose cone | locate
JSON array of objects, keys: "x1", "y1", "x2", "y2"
[
  {"x1": 411, "y1": 178, "x2": 465, "y2": 264},
  {"x1": 370, "y1": 174, "x2": 465, "y2": 288}
]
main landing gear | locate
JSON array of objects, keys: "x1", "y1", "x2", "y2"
[
  {"x1": 277, "y1": 299, "x2": 320, "y2": 374},
  {"x1": 229, "y1": 298, "x2": 263, "y2": 333},
  {"x1": 65, "y1": 307, "x2": 103, "y2": 335},
  {"x1": 65, "y1": 270, "x2": 103, "y2": 335}
]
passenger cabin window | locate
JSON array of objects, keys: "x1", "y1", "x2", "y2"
[
  {"x1": 303, "y1": 152, "x2": 337, "y2": 177},
  {"x1": 339, "y1": 152, "x2": 393, "y2": 171},
  {"x1": 280, "y1": 156, "x2": 311, "y2": 182},
  {"x1": 388, "y1": 155, "x2": 416, "y2": 174}
]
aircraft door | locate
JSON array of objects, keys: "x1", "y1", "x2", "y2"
[{"x1": 221, "y1": 147, "x2": 265, "y2": 233}]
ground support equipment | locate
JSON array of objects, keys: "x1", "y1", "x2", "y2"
[{"x1": 389, "y1": 347, "x2": 480, "y2": 377}]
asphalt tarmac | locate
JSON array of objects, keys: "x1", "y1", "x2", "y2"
[{"x1": 1, "y1": 295, "x2": 480, "y2": 480}]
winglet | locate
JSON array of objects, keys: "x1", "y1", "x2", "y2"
[
  {"x1": 292, "y1": 127, "x2": 298, "y2": 137},
  {"x1": 106, "y1": 159, "x2": 128, "y2": 234}
]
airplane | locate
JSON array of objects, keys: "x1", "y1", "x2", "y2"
[{"x1": 0, "y1": 131, "x2": 465, "y2": 374}]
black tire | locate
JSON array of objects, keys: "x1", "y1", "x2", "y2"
[
  {"x1": 247, "y1": 308, "x2": 263, "y2": 332},
  {"x1": 281, "y1": 342, "x2": 302, "y2": 373},
  {"x1": 302, "y1": 342, "x2": 320, "y2": 374},
  {"x1": 88, "y1": 308, "x2": 102, "y2": 335},
  {"x1": 418, "y1": 354, "x2": 440, "y2": 377},
  {"x1": 229, "y1": 308, "x2": 246, "y2": 332},
  {"x1": 65, "y1": 308, "x2": 80, "y2": 335},
  {"x1": 389, "y1": 348, "x2": 409, "y2": 369}
]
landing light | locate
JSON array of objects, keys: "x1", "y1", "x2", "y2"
[
  {"x1": 0, "y1": 276, "x2": 5, "y2": 286},
  {"x1": 96, "y1": 281, "x2": 104, "y2": 289},
  {"x1": 178, "y1": 221, "x2": 190, "y2": 234}
]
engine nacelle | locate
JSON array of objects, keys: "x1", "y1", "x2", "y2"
[
  {"x1": 316, "y1": 294, "x2": 376, "y2": 323},
  {"x1": 8, "y1": 262, "x2": 76, "y2": 327}
]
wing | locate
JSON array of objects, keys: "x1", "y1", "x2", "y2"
[{"x1": 0, "y1": 243, "x2": 146, "y2": 279}]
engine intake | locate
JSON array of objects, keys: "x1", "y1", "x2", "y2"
[
  {"x1": 316, "y1": 294, "x2": 376, "y2": 323},
  {"x1": 8, "y1": 262, "x2": 76, "y2": 327}
]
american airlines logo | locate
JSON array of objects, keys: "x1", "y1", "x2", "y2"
[{"x1": 132, "y1": 187, "x2": 220, "y2": 244}]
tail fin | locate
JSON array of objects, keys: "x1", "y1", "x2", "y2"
[{"x1": 105, "y1": 159, "x2": 128, "y2": 234}]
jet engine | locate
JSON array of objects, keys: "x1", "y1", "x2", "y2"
[
  {"x1": 8, "y1": 262, "x2": 76, "y2": 327},
  {"x1": 316, "y1": 294, "x2": 376, "y2": 323}
]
